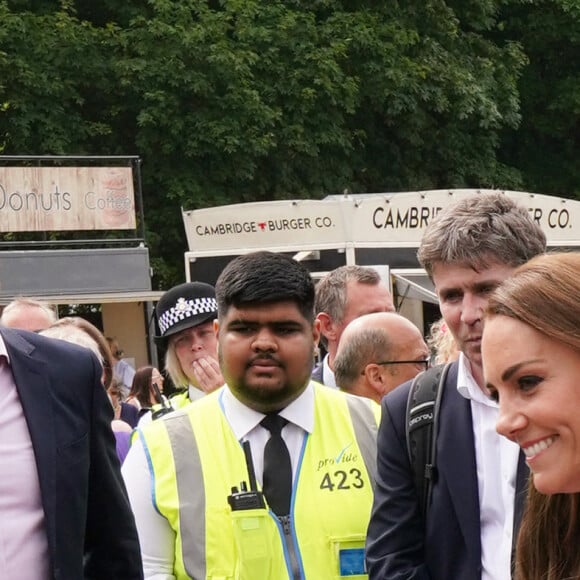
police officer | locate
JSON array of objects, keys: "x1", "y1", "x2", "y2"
[
  {"x1": 153, "y1": 281, "x2": 224, "y2": 413},
  {"x1": 123, "y1": 252, "x2": 379, "y2": 579}
]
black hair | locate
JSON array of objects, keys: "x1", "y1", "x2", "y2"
[{"x1": 216, "y1": 251, "x2": 315, "y2": 322}]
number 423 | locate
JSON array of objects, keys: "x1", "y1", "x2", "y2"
[{"x1": 319, "y1": 468, "x2": 364, "y2": 491}]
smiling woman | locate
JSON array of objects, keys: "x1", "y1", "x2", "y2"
[{"x1": 481, "y1": 252, "x2": 580, "y2": 580}]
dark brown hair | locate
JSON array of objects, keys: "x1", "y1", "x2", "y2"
[
  {"x1": 516, "y1": 488, "x2": 580, "y2": 580},
  {"x1": 128, "y1": 366, "x2": 155, "y2": 408},
  {"x1": 418, "y1": 192, "x2": 546, "y2": 279},
  {"x1": 486, "y1": 253, "x2": 580, "y2": 580}
]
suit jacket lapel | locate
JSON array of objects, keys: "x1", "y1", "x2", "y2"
[
  {"x1": 437, "y1": 367, "x2": 481, "y2": 567},
  {"x1": 513, "y1": 451, "x2": 529, "y2": 533},
  {"x1": 2, "y1": 330, "x2": 58, "y2": 562},
  {"x1": 511, "y1": 451, "x2": 529, "y2": 569}
]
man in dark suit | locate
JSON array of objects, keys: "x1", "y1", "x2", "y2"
[
  {"x1": 0, "y1": 326, "x2": 142, "y2": 579},
  {"x1": 366, "y1": 193, "x2": 547, "y2": 579},
  {"x1": 313, "y1": 266, "x2": 394, "y2": 387}
]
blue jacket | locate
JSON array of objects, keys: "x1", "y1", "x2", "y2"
[{"x1": 366, "y1": 361, "x2": 528, "y2": 579}]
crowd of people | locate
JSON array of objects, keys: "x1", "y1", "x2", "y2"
[{"x1": 0, "y1": 191, "x2": 578, "y2": 579}]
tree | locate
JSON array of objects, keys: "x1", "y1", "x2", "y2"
[
  {"x1": 497, "y1": 0, "x2": 580, "y2": 199},
  {"x1": 110, "y1": 0, "x2": 528, "y2": 282},
  {"x1": 0, "y1": 2, "x2": 117, "y2": 154},
  {"x1": 0, "y1": 1, "x2": 533, "y2": 285}
]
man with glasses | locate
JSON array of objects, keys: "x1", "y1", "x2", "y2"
[
  {"x1": 334, "y1": 312, "x2": 430, "y2": 403},
  {"x1": 366, "y1": 193, "x2": 547, "y2": 580}
]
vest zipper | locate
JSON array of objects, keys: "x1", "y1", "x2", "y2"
[{"x1": 278, "y1": 515, "x2": 301, "y2": 580}]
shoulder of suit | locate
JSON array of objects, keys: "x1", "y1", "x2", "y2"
[
  {"x1": 1, "y1": 326, "x2": 93, "y2": 358},
  {"x1": 0, "y1": 326, "x2": 34, "y2": 352},
  {"x1": 313, "y1": 380, "x2": 377, "y2": 406},
  {"x1": 384, "y1": 360, "x2": 460, "y2": 411}
]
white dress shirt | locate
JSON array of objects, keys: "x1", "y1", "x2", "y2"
[
  {"x1": 122, "y1": 383, "x2": 315, "y2": 579},
  {"x1": 0, "y1": 336, "x2": 50, "y2": 579},
  {"x1": 114, "y1": 358, "x2": 136, "y2": 398},
  {"x1": 456, "y1": 353, "x2": 520, "y2": 580},
  {"x1": 322, "y1": 354, "x2": 338, "y2": 389}
]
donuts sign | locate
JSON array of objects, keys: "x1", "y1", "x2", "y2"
[{"x1": 0, "y1": 166, "x2": 136, "y2": 232}]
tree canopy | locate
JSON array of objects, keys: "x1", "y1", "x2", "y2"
[{"x1": 0, "y1": 0, "x2": 577, "y2": 285}]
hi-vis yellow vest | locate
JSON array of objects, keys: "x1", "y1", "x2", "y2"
[
  {"x1": 149, "y1": 389, "x2": 197, "y2": 418},
  {"x1": 167, "y1": 390, "x2": 190, "y2": 410},
  {"x1": 138, "y1": 384, "x2": 379, "y2": 580}
]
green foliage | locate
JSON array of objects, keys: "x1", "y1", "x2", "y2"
[
  {"x1": 110, "y1": 0, "x2": 527, "y2": 205},
  {"x1": 497, "y1": 0, "x2": 580, "y2": 199},
  {"x1": 0, "y1": 6, "x2": 128, "y2": 156},
  {"x1": 0, "y1": 0, "x2": 575, "y2": 286},
  {"x1": 107, "y1": 0, "x2": 530, "y2": 287}
]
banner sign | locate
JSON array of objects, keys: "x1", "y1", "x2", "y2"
[
  {"x1": 349, "y1": 190, "x2": 579, "y2": 245},
  {"x1": 183, "y1": 190, "x2": 580, "y2": 253},
  {"x1": 182, "y1": 199, "x2": 348, "y2": 252},
  {"x1": 0, "y1": 166, "x2": 136, "y2": 232}
]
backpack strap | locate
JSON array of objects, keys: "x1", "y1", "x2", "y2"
[{"x1": 405, "y1": 363, "x2": 451, "y2": 520}]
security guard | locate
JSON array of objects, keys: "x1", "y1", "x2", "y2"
[
  {"x1": 123, "y1": 252, "x2": 379, "y2": 579},
  {"x1": 150, "y1": 281, "x2": 224, "y2": 417}
]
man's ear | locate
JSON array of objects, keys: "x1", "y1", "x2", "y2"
[
  {"x1": 312, "y1": 318, "x2": 321, "y2": 346},
  {"x1": 316, "y1": 312, "x2": 337, "y2": 342},
  {"x1": 213, "y1": 319, "x2": 221, "y2": 359},
  {"x1": 364, "y1": 363, "x2": 385, "y2": 395}
]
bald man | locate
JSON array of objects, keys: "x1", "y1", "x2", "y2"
[
  {"x1": 1, "y1": 298, "x2": 56, "y2": 333},
  {"x1": 334, "y1": 312, "x2": 430, "y2": 403}
]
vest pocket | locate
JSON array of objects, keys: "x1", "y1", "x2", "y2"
[
  {"x1": 231, "y1": 508, "x2": 286, "y2": 579},
  {"x1": 330, "y1": 535, "x2": 368, "y2": 579}
]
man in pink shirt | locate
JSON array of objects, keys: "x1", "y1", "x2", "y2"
[{"x1": 0, "y1": 326, "x2": 142, "y2": 579}]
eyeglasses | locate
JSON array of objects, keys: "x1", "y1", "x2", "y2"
[
  {"x1": 377, "y1": 358, "x2": 431, "y2": 370},
  {"x1": 374, "y1": 358, "x2": 431, "y2": 371}
]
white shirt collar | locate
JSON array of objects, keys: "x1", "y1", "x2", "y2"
[
  {"x1": 0, "y1": 334, "x2": 9, "y2": 361},
  {"x1": 221, "y1": 382, "x2": 315, "y2": 441},
  {"x1": 456, "y1": 352, "x2": 497, "y2": 408},
  {"x1": 322, "y1": 354, "x2": 338, "y2": 389},
  {"x1": 457, "y1": 354, "x2": 518, "y2": 579},
  {"x1": 188, "y1": 384, "x2": 205, "y2": 402}
]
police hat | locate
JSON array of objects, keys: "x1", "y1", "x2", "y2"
[{"x1": 155, "y1": 282, "x2": 218, "y2": 343}]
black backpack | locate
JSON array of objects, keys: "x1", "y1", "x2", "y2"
[{"x1": 405, "y1": 363, "x2": 452, "y2": 520}]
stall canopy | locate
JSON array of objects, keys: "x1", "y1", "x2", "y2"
[
  {"x1": 182, "y1": 189, "x2": 580, "y2": 303},
  {"x1": 391, "y1": 270, "x2": 438, "y2": 305}
]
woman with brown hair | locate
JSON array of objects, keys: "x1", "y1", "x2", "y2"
[
  {"x1": 481, "y1": 252, "x2": 580, "y2": 580},
  {"x1": 126, "y1": 366, "x2": 166, "y2": 412}
]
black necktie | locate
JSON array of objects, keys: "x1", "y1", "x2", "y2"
[{"x1": 260, "y1": 414, "x2": 292, "y2": 516}]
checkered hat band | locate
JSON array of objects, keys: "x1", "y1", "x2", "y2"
[{"x1": 158, "y1": 297, "x2": 218, "y2": 335}]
